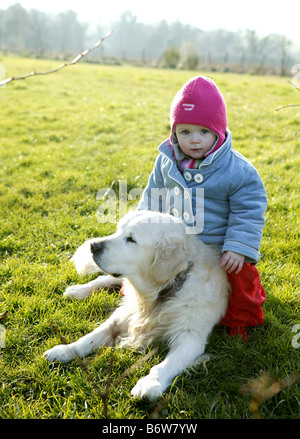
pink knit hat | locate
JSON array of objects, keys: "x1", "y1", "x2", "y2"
[{"x1": 170, "y1": 76, "x2": 227, "y2": 157}]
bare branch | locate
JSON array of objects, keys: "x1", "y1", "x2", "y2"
[
  {"x1": 294, "y1": 127, "x2": 300, "y2": 137},
  {"x1": 0, "y1": 30, "x2": 112, "y2": 87},
  {"x1": 275, "y1": 103, "x2": 300, "y2": 111},
  {"x1": 287, "y1": 79, "x2": 300, "y2": 92},
  {"x1": 275, "y1": 80, "x2": 300, "y2": 136}
]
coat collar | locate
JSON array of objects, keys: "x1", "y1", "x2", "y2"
[{"x1": 158, "y1": 129, "x2": 232, "y2": 170}]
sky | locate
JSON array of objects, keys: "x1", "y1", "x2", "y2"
[{"x1": 1, "y1": 0, "x2": 300, "y2": 43}]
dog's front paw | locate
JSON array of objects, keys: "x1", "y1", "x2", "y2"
[
  {"x1": 131, "y1": 375, "x2": 164, "y2": 400},
  {"x1": 63, "y1": 285, "x2": 90, "y2": 300},
  {"x1": 43, "y1": 344, "x2": 74, "y2": 363}
]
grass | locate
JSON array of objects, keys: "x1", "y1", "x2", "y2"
[{"x1": 0, "y1": 56, "x2": 299, "y2": 419}]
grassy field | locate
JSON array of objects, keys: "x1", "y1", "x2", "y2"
[{"x1": 0, "y1": 56, "x2": 299, "y2": 419}]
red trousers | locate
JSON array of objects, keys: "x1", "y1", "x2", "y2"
[{"x1": 220, "y1": 263, "x2": 266, "y2": 328}]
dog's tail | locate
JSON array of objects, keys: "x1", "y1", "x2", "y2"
[{"x1": 71, "y1": 239, "x2": 102, "y2": 276}]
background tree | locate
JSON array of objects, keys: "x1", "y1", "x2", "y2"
[{"x1": 0, "y1": 4, "x2": 298, "y2": 74}]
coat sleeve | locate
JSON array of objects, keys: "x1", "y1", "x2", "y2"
[
  {"x1": 222, "y1": 165, "x2": 267, "y2": 263},
  {"x1": 137, "y1": 153, "x2": 167, "y2": 212}
]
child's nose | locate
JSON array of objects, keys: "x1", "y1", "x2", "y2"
[{"x1": 191, "y1": 133, "x2": 201, "y2": 143}]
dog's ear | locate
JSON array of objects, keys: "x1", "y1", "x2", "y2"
[{"x1": 151, "y1": 233, "x2": 188, "y2": 285}]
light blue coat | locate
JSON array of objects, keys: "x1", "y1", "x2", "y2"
[{"x1": 137, "y1": 130, "x2": 267, "y2": 263}]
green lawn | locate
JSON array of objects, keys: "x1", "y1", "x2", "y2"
[{"x1": 0, "y1": 56, "x2": 299, "y2": 419}]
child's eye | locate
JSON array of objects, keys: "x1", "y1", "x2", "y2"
[
  {"x1": 181, "y1": 130, "x2": 190, "y2": 135},
  {"x1": 201, "y1": 129, "x2": 209, "y2": 134}
]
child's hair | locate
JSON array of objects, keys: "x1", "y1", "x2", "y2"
[{"x1": 170, "y1": 76, "x2": 227, "y2": 156}]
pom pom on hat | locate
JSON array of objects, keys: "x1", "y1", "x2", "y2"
[{"x1": 170, "y1": 76, "x2": 227, "y2": 157}]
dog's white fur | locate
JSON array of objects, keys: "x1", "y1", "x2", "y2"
[{"x1": 43, "y1": 211, "x2": 229, "y2": 400}]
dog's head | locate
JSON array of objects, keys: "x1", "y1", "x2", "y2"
[{"x1": 91, "y1": 211, "x2": 190, "y2": 292}]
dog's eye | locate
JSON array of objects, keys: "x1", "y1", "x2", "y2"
[{"x1": 126, "y1": 236, "x2": 137, "y2": 244}]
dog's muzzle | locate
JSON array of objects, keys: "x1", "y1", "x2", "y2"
[
  {"x1": 90, "y1": 241, "x2": 122, "y2": 278},
  {"x1": 90, "y1": 241, "x2": 105, "y2": 255}
]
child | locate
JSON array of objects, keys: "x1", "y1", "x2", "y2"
[{"x1": 137, "y1": 75, "x2": 267, "y2": 341}]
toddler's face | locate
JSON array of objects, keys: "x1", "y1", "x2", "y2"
[{"x1": 175, "y1": 124, "x2": 217, "y2": 159}]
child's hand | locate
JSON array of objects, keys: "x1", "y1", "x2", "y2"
[{"x1": 220, "y1": 251, "x2": 245, "y2": 274}]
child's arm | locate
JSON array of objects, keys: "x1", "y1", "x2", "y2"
[{"x1": 222, "y1": 166, "x2": 267, "y2": 264}]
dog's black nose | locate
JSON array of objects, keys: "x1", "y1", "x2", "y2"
[{"x1": 90, "y1": 241, "x2": 104, "y2": 254}]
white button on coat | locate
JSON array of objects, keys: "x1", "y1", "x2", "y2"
[
  {"x1": 194, "y1": 174, "x2": 203, "y2": 183},
  {"x1": 184, "y1": 172, "x2": 192, "y2": 181},
  {"x1": 183, "y1": 212, "x2": 190, "y2": 221}
]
